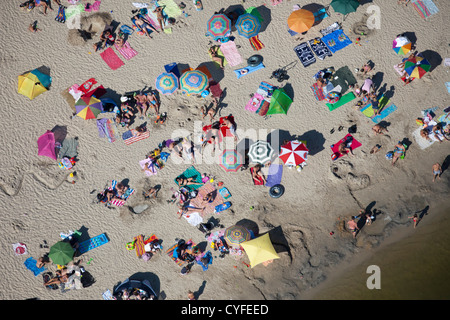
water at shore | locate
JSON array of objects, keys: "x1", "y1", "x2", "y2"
[{"x1": 307, "y1": 204, "x2": 450, "y2": 300}]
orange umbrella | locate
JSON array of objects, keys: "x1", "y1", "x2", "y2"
[{"x1": 287, "y1": 9, "x2": 315, "y2": 33}]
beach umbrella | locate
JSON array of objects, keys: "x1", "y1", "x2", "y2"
[
  {"x1": 287, "y1": 9, "x2": 315, "y2": 33},
  {"x1": 219, "y1": 149, "x2": 243, "y2": 172},
  {"x1": 206, "y1": 13, "x2": 231, "y2": 39},
  {"x1": 48, "y1": 241, "x2": 74, "y2": 265},
  {"x1": 37, "y1": 130, "x2": 57, "y2": 161},
  {"x1": 155, "y1": 72, "x2": 178, "y2": 95},
  {"x1": 241, "y1": 233, "x2": 280, "y2": 268},
  {"x1": 393, "y1": 36, "x2": 412, "y2": 55},
  {"x1": 248, "y1": 140, "x2": 274, "y2": 164},
  {"x1": 224, "y1": 225, "x2": 251, "y2": 248},
  {"x1": 267, "y1": 88, "x2": 293, "y2": 115},
  {"x1": 179, "y1": 70, "x2": 209, "y2": 95},
  {"x1": 75, "y1": 96, "x2": 103, "y2": 119},
  {"x1": 236, "y1": 13, "x2": 261, "y2": 39},
  {"x1": 330, "y1": 0, "x2": 360, "y2": 15},
  {"x1": 279, "y1": 140, "x2": 309, "y2": 166},
  {"x1": 404, "y1": 55, "x2": 431, "y2": 79}
]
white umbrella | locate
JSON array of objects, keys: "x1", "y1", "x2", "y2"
[{"x1": 248, "y1": 140, "x2": 274, "y2": 164}]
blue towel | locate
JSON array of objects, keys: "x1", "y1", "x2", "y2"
[
  {"x1": 234, "y1": 63, "x2": 265, "y2": 79},
  {"x1": 265, "y1": 164, "x2": 283, "y2": 187},
  {"x1": 196, "y1": 251, "x2": 213, "y2": 271},
  {"x1": 120, "y1": 24, "x2": 135, "y2": 35},
  {"x1": 370, "y1": 104, "x2": 398, "y2": 124},
  {"x1": 321, "y1": 29, "x2": 352, "y2": 53},
  {"x1": 24, "y1": 257, "x2": 46, "y2": 276},
  {"x1": 293, "y1": 42, "x2": 316, "y2": 68},
  {"x1": 308, "y1": 38, "x2": 333, "y2": 60}
]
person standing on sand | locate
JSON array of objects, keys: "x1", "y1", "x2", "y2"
[
  {"x1": 432, "y1": 162, "x2": 442, "y2": 182},
  {"x1": 408, "y1": 213, "x2": 420, "y2": 228},
  {"x1": 347, "y1": 217, "x2": 359, "y2": 238}
]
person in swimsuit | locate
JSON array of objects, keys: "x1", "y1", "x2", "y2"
[
  {"x1": 175, "y1": 177, "x2": 203, "y2": 187},
  {"x1": 432, "y1": 162, "x2": 442, "y2": 182},
  {"x1": 251, "y1": 164, "x2": 266, "y2": 185},
  {"x1": 146, "y1": 92, "x2": 160, "y2": 115},
  {"x1": 34, "y1": 0, "x2": 51, "y2": 15},
  {"x1": 338, "y1": 136, "x2": 354, "y2": 157},
  {"x1": 372, "y1": 124, "x2": 388, "y2": 135},
  {"x1": 134, "y1": 93, "x2": 149, "y2": 119},
  {"x1": 391, "y1": 142, "x2": 406, "y2": 166},
  {"x1": 347, "y1": 217, "x2": 359, "y2": 238},
  {"x1": 201, "y1": 191, "x2": 215, "y2": 205},
  {"x1": 153, "y1": 6, "x2": 165, "y2": 32},
  {"x1": 209, "y1": 46, "x2": 224, "y2": 69},
  {"x1": 133, "y1": 15, "x2": 159, "y2": 38},
  {"x1": 407, "y1": 213, "x2": 419, "y2": 228}
]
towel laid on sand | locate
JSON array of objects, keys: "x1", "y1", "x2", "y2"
[
  {"x1": 24, "y1": 257, "x2": 46, "y2": 276},
  {"x1": 114, "y1": 41, "x2": 138, "y2": 60},
  {"x1": 139, "y1": 158, "x2": 158, "y2": 176},
  {"x1": 308, "y1": 38, "x2": 333, "y2": 60},
  {"x1": 321, "y1": 29, "x2": 352, "y2": 54},
  {"x1": 219, "y1": 41, "x2": 242, "y2": 67},
  {"x1": 411, "y1": 0, "x2": 439, "y2": 19},
  {"x1": 330, "y1": 134, "x2": 362, "y2": 159},
  {"x1": 175, "y1": 166, "x2": 204, "y2": 190},
  {"x1": 265, "y1": 164, "x2": 283, "y2": 187},
  {"x1": 100, "y1": 47, "x2": 124, "y2": 70},
  {"x1": 360, "y1": 96, "x2": 398, "y2": 123},
  {"x1": 326, "y1": 91, "x2": 356, "y2": 111},
  {"x1": 189, "y1": 183, "x2": 224, "y2": 216},
  {"x1": 294, "y1": 42, "x2": 316, "y2": 67},
  {"x1": 234, "y1": 63, "x2": 265, "y2": 79},
  {"x1": 122, "y1": 129, "x2": 150, "y2": 145}
]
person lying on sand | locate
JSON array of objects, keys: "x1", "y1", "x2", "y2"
[
  {"x1": 338, "y1": 137, "x2": 354, "y2": 157},
  {"x1": 153, "y1": 6, "x2": 165, "y2": 31},
  {"x1": 28, "y1": 21, "x2": 41, "y2": 32},
  {"x1": 146, "y1": 91, "x2": 160, "y2": 115},
  {"x1": 372, "y1": 124, "x2": 388, "y2": 135},
  {"x1": 134, "y1": 93, "x2": 149, "y2": 119},
  {"x1": 143, "y1": 186, "x2": 159, "y2": 199},
  {"x1": 347, "y1": 217, "x2": 359, "y2": 238},
  {"x1": 201, "y1": 97, "x2": 218, "y2": 122},
  {"x1": 251, "y1": 164, "x2": 266, "y2": 185},
  {"x1": 176, "y1": 177, "x2": 203, "y2": 187},
  {"x1": 133, "y1": 14, "x2": 159, "y2": 37},
  {"x1": 36, "y1": 256, "x2": 50, "y2": 268},
  {"x1": 177, "y1": 204, "x2": 205, "y2": 219},
  {"x1": 209, "y1": 46, "x2": 224, "y2": 69},
  {"x1": 93, "y1": 29, "x2": 115, "y2": 52}
]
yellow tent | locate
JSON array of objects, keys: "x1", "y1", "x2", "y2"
[
  {"x1": 241, "y1": 233, "x2": 280, "y2": 268},
  {"x1": 18, "y1": 72, "x2": 48, "y2": 100}
]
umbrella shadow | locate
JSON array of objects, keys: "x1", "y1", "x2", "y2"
[
  {"x1": 236, "y1": 218, "x2": 259, "y2": 237},
  {"x1": 302, "y1": 3, "x2": 326, "y2": 26},
  {"x1": 264, "y1": 226, "x2": 292, "y2": 263},
  {"x1": 198, "y1": 61, "x2": 224, "y2": 83},
  {"x1": 400, "y1": 32, "x2": 417, "y2": 48},
  {"x1": 420, "y1": 50, "x2": 442, "y2": 73},
  {"x1": 294, "y1": 129, "x2": 326, "y2": 156},
  {"x1": 224, "y1": 5, "x2": 245, "y2": 30},
  {"x1": 255, "y1": 5, "x2": 271, "y2": 34},
  {"x1": 266, "y1": 129, "x2": 293, "y2": 151},
  {"x1": 51, "y1": 125, "x2": 68, "y2": 144},
  {"x1": 124, "y1": 271, "x2": 162, "y2": 297}
]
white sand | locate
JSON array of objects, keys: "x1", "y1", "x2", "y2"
[{"x1": 1, "y1": 0, "x2": 449, "y2": 300}]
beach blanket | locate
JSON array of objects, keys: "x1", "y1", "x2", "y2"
[
  {"x1": 183, "y1": 211, "x2": 203, "y2": 227},
  {"x1": 114, "y1": 41, "x2": 138, "y2": 60},
  {"x1": 108, "y1": 180, "x2": 135, "y2": 206},
  {"x1": 78, "y1": 233, "x2": 110, "y2": 254},
  {"x1": 311, "y1": 83, "x2": 326, "y2": 101},
  {"x1": 330, "y1": 134, "x2": 362, "y2": 159},
  {"x1": 55, "y1": 5, "x2": 66, "y2": 23},
  {"x1": 209, "y1": 47, "x2": 228, "y2": 68},
  {"x1": 249, "y1": 35, "x2": 264, "y2": 51},
  {"x1": 321, "y1": 29, "x2": 352, "y2": 54},
  {"x1": 265, "y1": 164, "x2": 283, "y2": 188},
  {"x1": 246, "y1": 92, "x2": 264, "y2": 113},
  {"x1": 326, "y1": 91, "x2": 356, "y2": 111},
  {"x1": 139, "y1": 158, "x2": 158, "y2": 176},
  {"x1": 412, "y1": 127, "x2": 435, "y2": 149},
  {"x1": 294, "y1": 42, "x2": 316, "y2": 68},
  {"x1": 122, "y1": 129, "x2": 150, "y2": 145},
  {"x1": 411, "y1": 0, "x2": 439, "y2": 19},
  {"x1": 320, "y1": 22, "x2": 340, "y2": 36},
  {"x1": 218, "y1": 187, "x2": 231, "y2": 199},
  {"x1": 134, "y1": 235, "x2": 146, "y2": 258},
  {"x1": 360, "y1": 97, "x2": 398, "y2": 123},
  {"x1": 24, "y1": 257, "x2": 46, "y2": 276},
  {"x1": 105, "y1": 119, "x2": 118, "y2": 142},
  {"x1": 219, "y1": 41, "x2": 242, "y2": 67},
  {"x1": 119, "y1": 24, "x2": 134, "y2": 35},
  {"x1": 436, "y1": 113, "x2": 450, "y2": 126},
  {"x1": 189, "y1": 183, "x2": 224, "y2": 216},
  {"x1": 157, "y1": 0, "x2": 182, "y2": 18},
  {"x1": 100, "y1": 47, "x2": 124, "y2": 70},
  {"x1": 175, "y1": 166, "x2": 203, "y2": 190},
  {"x1": 166, "y1": 240, "x2": 195, "y2": 267},
  {"x1": 257, "y1": 100, "x2": 270, "y2": 116},
  {"x1": 234, "y1": 63, "x2": 265, "y2": 79},
  {"x1": 308, "y1": 38, "x2": 333, "y2": 60}
]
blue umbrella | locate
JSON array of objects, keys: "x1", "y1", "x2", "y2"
[
  {"x1": 236, "y1": 13, "x2": 261, "y2": 39},
  {"x1": 155, "y1": 72, "x2": 178, "y2": 95}
]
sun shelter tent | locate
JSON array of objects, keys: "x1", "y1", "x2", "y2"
[
  {"x1": 266, "y1": 88, "x2": 292, "y2": 115},
  {"x1": 241, "y1": 233, "x2": 280, "y2": 268},
  {"x1": 18, "y1": 69, "x2": 52, "y2": 100},
  {"x1": 37, "y1": 130, "x2": 57, "y2": 161}
]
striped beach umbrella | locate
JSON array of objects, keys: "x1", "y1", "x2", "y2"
[
  {"x1": 248, "y1": 140, "x2": 274, "y2": 164},
  {"x1": 279, "y1": 140, "x2": 309, "y2": 166},
  {"x1": 75, "y1": 96, "x2": 103, "y2": 119},
  {"x1": 404, "y1": 55, "x2": 431, "y2": 79},
  {"x1": 236, "y1": 13, "x2": 261, "y2": 39},
  {"x1": 392, "y1": 36, "x2": 412, "y2": 55},
  {"x1": 155, "y1": 72, "x2": 178, "y2": 95},
  {"x1": 224, "y1": 225, "x2": 251, "y2": 248},
  {"x1": 206, "y1": 13, "x2": 231, "y2": 39},
  {"x1": 179, "y1": 70, "x2": 208, "y2": 95},
  {"x1": 287, "y1": 9, "x2": 314, "y2": 33},
  {"x1": 219, "y1": 149, "x2": 243, "y2": 172}
]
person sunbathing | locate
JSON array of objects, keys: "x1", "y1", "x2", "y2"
[
  {"x1": 153, "y1": 6, "x2": 165, "y2": 31},
  {"x1": 420, "y1": 128, "x2": 432, "y2": 141},
  {"x1": 358, "y1": 62, "x2": 372, "y2": 76},
  {"x1": 391, "y1": 142, "x2": 406, "y2": 166},
  {"x1": 133, "y1": 15, "x2": 159, "y2": 37},
  {"x1": 251, "y1": 164, "x2": 266, "y2": 185},
  {"x1": 177, "y1": 204, "x2": 205, "y2": 219},
  {"x1": 176, "y1": 177, "x2": 203, "y2": 187},
  {"x1": 36, "y1": 256, "x2": 50, "y2": 268},
  {"x1": 221, "y1": 117, "x2": 238, "y2": 142},
  {"x1": 209, "y1": 46, "x2": 224, "y2": 69},
  {"x1": 201, "y1": 191, "x2": 215, "y2": 205},
  {"x1": 432, "y1": 124, "x2": 449, "y2": 142},
  {"x1": 134, "y1": 93, "x2": 149, "y2": 119},
  {"x1": 372, "y1": 124, "x2": 388, "y2": 135},
  {"x1": 143, "y1": 186, "x2": 159, "y2": 199},
  {"x1": 338, "y1": 138, "x2": 354, "y2": 157},
  {"x1": 115, "y1": 182, "x2": 128, "y2": 198},
  {"x1": 201, "y1": 97, "x2": 218, "y2": 122},
  {"x1": 146, "y1": 92, "x2": 160, "y2": 115},
  {"x1": 34, "y1": 0, "x2": 52, "y2": 15},
  {"x1": 133, "y1": 126, "x2": 147, "y2": 137},
  {"x1": 44, "y1": 269, "x2": 69, "y2": 287},
  {"x1": 115, "y1": 32, "x2": 125, "y2": 48}
]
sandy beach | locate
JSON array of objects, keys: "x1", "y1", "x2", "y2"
[{"x1": 1, "y1": 0, "x2": 449, "y2": 302}]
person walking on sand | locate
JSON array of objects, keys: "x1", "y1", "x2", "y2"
[
  {"x1": 408, "y1": 213, "x2": 420, "y2": 228},
  {"x1": 432, "y1": 162, "x2": 442, "y2": 182},
  {"x1": 347, "y1": 217, "x2": 359, "y2": 238}
]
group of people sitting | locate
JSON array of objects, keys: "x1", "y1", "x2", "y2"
[
  {"x1": 20, "y1": 0, "x2": 61, "y2": 15},
  {"x1": 419, "y1": 113, "x2": 450, "y2": 143},
  {"x1": 97, "y1": 181, "x2": 130, "y2": 205},
  {"x1": 115, "y1": 90, "x2": 161, "y2": 127}
]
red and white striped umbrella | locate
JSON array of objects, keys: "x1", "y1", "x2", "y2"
[{"x1": 279, "y1": 141, "x2": 308, "y2": 166}]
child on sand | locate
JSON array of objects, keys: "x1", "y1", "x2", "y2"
[{"x1": 432, "y1": 163, "x2": 442, "y2": 182}]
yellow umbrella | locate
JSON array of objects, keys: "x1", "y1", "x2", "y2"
[
  {"x1": 241, "y1": 233, "x2": 279, "y2": 268},
  {"x1": 287, "y1": 9, "x2": 315, "y2": 33},
  {"x1": 18, "y1": 72, "x2": 48, "y2": 100}
]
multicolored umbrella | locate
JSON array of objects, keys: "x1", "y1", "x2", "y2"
[
  {"x1": 236, "y1": 13, "x2": 261, "y2": 39},
  {"x1": 155, "y1": 72, "x2": 178, "y2": 95},
  {"x1": 75, "y1": 96, "x2": 103, "y2": 119},
  {"x1": 393, "y1": 36, "x2": 412, "y2": 55},
  {"x1": 206, "y1": 13, "x2": 231, "y2": 39},
  {"x1": 179, "y1": 70, "x2": 208, "y2": 95},
  {"x1": 48, "y1": 241, "x2": 74, "y2": 265},
  {"x1": 241, "y1": 233, "x2": 280, "y2": 268},
  {"x1": 404, "y1": 55, "x2": 431, "y2": 79},
  {"x1": 330, "y1": 0, "x2": 360, "y2": 15},
  {"x1": 287, "y1": 9, "x2": 315, "y2": 33},
  {"x1": 224, "y1": 225, "x2": 251, "y2": 248},
  {"x1": 248, "y1": 140, "x2": 274, "y2": 164},
  {"x1": 219, "y1": 149, "x2": 243, "y2": 172},
  {"x1": 279, "y1": 140, "x2": 309, "y2": 166}
]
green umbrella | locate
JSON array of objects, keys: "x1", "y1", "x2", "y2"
[
  {"x1": 48, "y1": 241, "x2": 74, "y2": 265},
  {"x1": 330, "y1": 0, "x2": 360, "y2": 15}
]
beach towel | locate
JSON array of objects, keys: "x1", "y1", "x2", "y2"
[
  {"x1": 258, "y1": 81, "x2": 276, "y2": 96},
  {"x1": 250, "y1": 167, "x2": 265, "y2": 185},
  {"x1": 308, "y1": 38, "x2": 333, "y2": 60},
  {"x1": 139, "y1": 159, "x2": 158, "y2": 176},
  {"x1": 55, "y1": 5, "x2": 66, "y2": 23},
  {"x1": 183, "y1": 211, "x2": 203, "y2": 226},
  {"x1": 114, "y1": 41, "x2": 138, "y2": 60},
  {"x1": 265, "y1": 164, "x2": 283, "y2": 187},
  {"x1": 411, "y1": 0, "x2": 439, "y2": 19},
  {"x1": 249, "y1": 35, "x2": 265, "y2": 51},
  {"x1": 166, "y1": 240, "x2": 194, "y2": 267},
  {"x1": 105, "y1": 119, "x2": 118, "y2": 142},
  {"x1": 436, "y1": 113, "x2": 450, "y2": 126},
  {"x1": 100, "y1": 47, "x2": 124, "y2": 70},
  {"x1": 360, "y1": 97, "x2": 398, "y2": 123},
  {"x1": 120, "y1": 24, "x2": 135, "y2": 35},
  {"x1": 134, "y1": 235, "x2": 146, "y2": 258},
  {"x1": 219, "y1": 187, "x2": 231, "y2": 199},
  {"x1": 311, "y1": 83, "x2": 326, "y2": 101},
  {"x1": 189, "y1": 183, "x2": 225, "y2": 216},
  {"x1": 219, "y1": 41, "x2": 242, "y2": 67},
  {"x1": 321, "y1": 29, "x2": 352, "y2": 54},
  {"x1": 257, "y1": 100, "x2": 270, "y2": 116},
  {"x1": 326, "y1": 91, "x2": 356, "y2": 111},
  {"x1": 246, "y1": 92, "x2": 264, "y2": 113},
  {"x1": 196, "y1": 251, "x2": 213, "y2": 271},
  {"x1": 122, "y1": 129, "x2": 150, "y2": 145},
  {"x1": 412, "y1": 127, "x2": 435, "y2": 149},
  {"x1": 158, "y1": 0, "x2": 182, "y2": 18},
  {"x1": 83, "y1": 85, "x2": 107, "y2": 99},
  {"x1": 294, "y1": 42, "x2": 316, "y2": 68},
  {"x1": 234, "y1": 63, "x2": 265, "y2": 79},
  {"x1": 175, "y1": 166, "x2": 204, "y2": 190},
  {"x1": 78, "y1": 233, "x2": 110, "y2": 254},
  {"x1": 330, "y1": 134, "x2": 362, "y2": 159},
  {"x1": 208, "y1": 47, "x2": 227, "y2": 68},
  {"x1": 24, "y1": 257, "x2": 46, "y2": 276},
  {"x1": 109, "y1": 180, "x2": 135, "y2": 206},
  {"x1": 320, "y1": 22, "x2": 341, "y2": 36}
]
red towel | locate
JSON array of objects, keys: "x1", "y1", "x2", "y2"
[
  {"x1": 330, "y1": 134, "x2": 362, "y2": 160},
  {"x1": 114, "y1": 41, "x2": 138, "y2": 60},
  {"x1": 100, "y1": 47, "x2": 124, "y2": 70},
  {"x1": 249, "y1": 35, "x2": 264, "y2": 51},
  {"x1": 250, "y1": 167, "x2": 264, "y2": 185}
]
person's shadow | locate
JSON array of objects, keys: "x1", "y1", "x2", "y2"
[
  {"x1": 441, "y1": 155, "x2": 450, "y2": 174},
  {"x1": 416, "y1": 205, "x2": 429, "y2": 222},
  {"x1": 194, "y1": 281, "x2": 207, "y2": 300}
]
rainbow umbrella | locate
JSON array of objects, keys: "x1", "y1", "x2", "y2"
[
  {"x1": 224, "y1": 225, "x2": 251, "y2": 248},
  {"x1": 392, "y1": 36, "x2": 412, "y2": 55},
  {"x1": 236, "y1": 13, "x2": 261, "y2": 39},
  {"x1": 287, "y1": 9, "x2": 315, "y2": 33},
  {"x1": 155, "y1": 72, "x2": 178, "y2": 95},
  {"x1": 179, "y1": 70, "x2": 208, "y2": 95},
  {"x1": 279, "y1": 140, "x2": 309, "y2": 166},
  {"x1": 75, "y1": 96, "x2": 103, "y2": 119},
  {"x1": 219, "y1": 149, "x2": 243, "y2": 172},
  {"x1": 404, "y1": 55, "x2": 431, "y2": 79},
  {"x1": 206, "y1": 13, "x2": 231, "y2": 39}
]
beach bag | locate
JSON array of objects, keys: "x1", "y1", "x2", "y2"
[{"x1": 385, "y1": 151, "x2": 393, "y2": 160}]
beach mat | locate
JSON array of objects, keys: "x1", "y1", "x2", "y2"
[
  {"x1": 122, "y1": 129, "x2": 150, "y2": 145},
  {"x1": 175, "y1": 166, "x2": 203, "y2": 190},
  {"x1": 265, "y1": 164, "x2": 283, "y2": 187},
  {"x1": 209, "y1": 47, "x2": 228, "y2": 68},
  {"x1": 308, "y1": 38, "x2": 333, "y2": 60},
  {"x1": 219, "y1": 41, "x2": 242, "y2": 67},
  {"x1": 411, "y1": 0, "x2": 439, "y2": 19},
  {"x1": 157, "y1": 0, "x2": 182, "y2": 18},
  {"x1": 321, "y1": 29, "x2": 352, "y2": 53},
  {"x1": 294, "y1": 42, "x2": 316, "y2": 68},
  {"x1": 330, "y1": 134, "x2": 362, "y2": 159},
  {"x1": 78, "y1": 233, "x2": 110, "y2": 254},
  {"x1": 189, "y1": 183, "x2": 224, "y2": 216},
  {"x1": 360, "y1": 97, "x2": 398, "y2": 123},
  {"x1": 100, "y1": 47, "x2": 124, "y2": 70},
  {"x1": 412, "y1": 127, "x2": 435, "y2": 150},
  {"x1": 114, "y1": 41, "x2": 138, "y2": 60},
  {"x1": 24, "y1": 257, "x2": 46, "y2": 276},
  {"x1": 134, "y1": 235, "x2": 145, "y2": 258},
  {"x1": 311, "y1": 83, "x2": 326, "y2": 101},
  {"x1": 249, "y1": 35, "x2": 264, "y2": 51},
  {"x1": 326, "y1": 92, "x2": 356, "y2": 111},
  {"x1": 234, "y1": 63, "x2": 265, "y2": 79}
]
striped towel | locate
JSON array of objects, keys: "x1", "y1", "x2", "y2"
[
  {"x1": 219, "y1": 41, "x2": 242, "y2": 67},
  {"x1": 109, "y1": 180, "x2": 135, "y2": 206},
  {"x1": 249, "y1": 35, "x2": 264, "y2": 51},
  {"x1": 122, "y1": 129, "x2": 150, "y2": 145},
  {"x1": 311, "y1": 83, "x2": 326, "y2": 101},
  {"x1": 189, "y1": 183, "x2": 224, "y2": 216},
  {"x1": 411, "y1": 0, "x2": 439, "y2": 18},
  {"x1": 134, "y1": 235, "x2": 146, "y2": 258},
  {"x1": 114, "y1": 41, "x2": 138, "y2": 60}
]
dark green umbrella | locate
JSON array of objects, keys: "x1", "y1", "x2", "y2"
[
  {"x1": 48, "y1": 241, "x2": 74, "y2": 265},
  {"x1": 330, "y1": 0, "x2": 360, "y2": 15}
]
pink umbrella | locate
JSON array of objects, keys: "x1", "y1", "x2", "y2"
[{"x1": 37, "y1": 130, "x2": 57, "y2": 160}]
